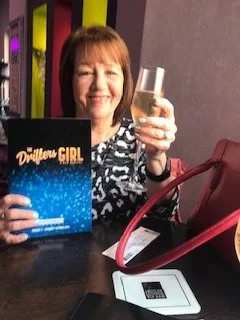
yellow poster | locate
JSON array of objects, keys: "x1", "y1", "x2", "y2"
[
  {"x1": 31, "y1": 4, "x2": 47, "y2": 118},
  {"x1": 82, "y1": 0, "x2": 108, "y2": 26}
]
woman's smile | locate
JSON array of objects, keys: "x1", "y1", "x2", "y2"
[{"x1": 88, "y1": 95, "x2": 110, "y2": 105}]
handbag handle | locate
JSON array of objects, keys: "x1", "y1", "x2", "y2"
[{"x1": 115, "y1": 158, "x2": 240, "y2": 274}]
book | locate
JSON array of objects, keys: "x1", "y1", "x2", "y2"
[
  {"x1": 69, "y1": 292, "x2": 178, "y2": 320},
  {"x1": 8, "y1": 118, "x2": 92, "y2": 239}
]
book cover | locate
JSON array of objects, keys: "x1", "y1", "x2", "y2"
[
  {"x1": 69, "y1": 292, "x2": 177, "y2": 320},
  {"x1": 8, "y1": 118, "x2": 92, "y2": 239}
]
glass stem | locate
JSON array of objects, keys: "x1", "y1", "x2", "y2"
[{"x1": 131, "y1": 140, "x2": 142, "y2": 183}]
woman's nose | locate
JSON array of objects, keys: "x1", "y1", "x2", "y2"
[{"x1": 92, "y1": 72, "x2": 108, "y2": 90}]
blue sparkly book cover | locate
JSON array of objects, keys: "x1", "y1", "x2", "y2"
[{"x1": 8, "y1": 118, "x2": 92, "y2": 239}]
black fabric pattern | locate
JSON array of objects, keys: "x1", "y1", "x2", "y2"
[{"x1": 91, "y1": 118, "x2": 179, "y2": 221}]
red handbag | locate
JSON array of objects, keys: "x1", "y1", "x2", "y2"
[{"x1": 116, "y1": 139, "x2": 240, "y2": 274}]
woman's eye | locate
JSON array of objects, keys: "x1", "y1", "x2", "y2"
[
  {"x1": 78, "y1": 71, "x2": 93, "y2": 77},
  {"x1": 106, "y1": 70, "x2": 117, "y2": 76}
]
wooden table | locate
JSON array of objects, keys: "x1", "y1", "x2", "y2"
[{"x1": 0, "y1": 218, "x2": 239, "y2": 320}]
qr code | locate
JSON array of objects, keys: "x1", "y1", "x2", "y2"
[{"x1": 142, "y1": 282, "x2": 167, "y2": 299}]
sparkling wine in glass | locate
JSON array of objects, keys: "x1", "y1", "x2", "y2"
[
  {"x1": 234, "y1": 219, "x2": 240, "y2": 262},
  {"x1": 118, "y1": 66, "x2": 165, "y2": 193}
]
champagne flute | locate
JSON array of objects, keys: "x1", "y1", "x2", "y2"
[
  {"x1": 118, "y1": 66, "x2": 165, "y2": 192},
  {"x1": 234, "y1": 218, "x2": 240, "y2": 262}
]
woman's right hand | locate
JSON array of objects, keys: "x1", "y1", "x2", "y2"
[{"x1": 0, "y1": 194, "x2": 38, "y2": 244}]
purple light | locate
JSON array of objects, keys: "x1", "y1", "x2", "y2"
[{"x1": 11, "y1": 37, "x2": 20, "y2": 53}]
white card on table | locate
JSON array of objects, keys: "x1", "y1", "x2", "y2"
[
  {"x1": 102, "y1": 226, "x2": 160, "y2": 263},
  {"x1": 112, "y1": 269, "x2": 201, "y2": 316}
]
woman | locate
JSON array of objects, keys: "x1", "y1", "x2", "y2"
[{"x1": 0, "y1": 25, "x2": 178, "y2": 244}]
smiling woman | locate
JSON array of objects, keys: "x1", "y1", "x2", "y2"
[
  {"x1": 72, "y1": 59, "x2": 124, "y2": 136},
  {"x1": 59, "y1": 25, "x2": 133, "y2": 126},
  {"x1": 0, "y1": 25, "x2": 180, "y2": 244}
]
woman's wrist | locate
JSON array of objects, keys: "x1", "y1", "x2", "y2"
[
  {"x1": 146, "y1": 153, "x2": 168, "y2": 176},
  {"x1": 146, "y1": 157, "x2": 171, "y2": 182}
]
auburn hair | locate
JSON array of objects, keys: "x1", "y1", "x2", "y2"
[{"x1": 59, "y1": 25, "x2": 133, "y2": 125}]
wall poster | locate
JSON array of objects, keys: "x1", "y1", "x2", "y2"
[{"x1": 9, "y1": 16, "x2": 24, "y2": 115}]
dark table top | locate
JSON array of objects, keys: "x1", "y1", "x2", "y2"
[{"x1": 0, "y1": 218, "x2": 239, "y2": 320}]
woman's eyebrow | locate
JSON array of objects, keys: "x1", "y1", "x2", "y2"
[
  {"x1": 78, "y1": 62, "x2": 92, "y2": 66},
  {"x1": 77, "y1": 62, "x2": 120, "y2": 68}
]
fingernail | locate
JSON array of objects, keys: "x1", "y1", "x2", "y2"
[
  {"x1": 21, "y1": 233, "x2": 28, "y2": 241},
  {"x1": 33, "y1": 212, "x2": 39, "y2": 219},
  {"x1": 35, "y1": 219, "x2": 40, "y2": 225},
  {"x1": 135, "y1": 126, "x2": 141, "y2": 130},
  {"x1": 24, "y1": 198, "x2": 31, "y2": 206},
  {"x1": 138, "y1": 118, "x2": 147, "y2": 124},
  {"x1": 155, "y1": 97, "x2": 162, "y2": 104},
  {"x1": 150, "y1": 98, "x2": 157, "y2": 104}
]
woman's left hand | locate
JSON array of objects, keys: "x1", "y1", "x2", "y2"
[{"x1": 135, "y1": 97, "x2": 177, "y2": 164}]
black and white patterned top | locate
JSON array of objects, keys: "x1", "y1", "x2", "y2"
[{"x1": 91, "y1": 118, "x2": 179, "y2": 221}]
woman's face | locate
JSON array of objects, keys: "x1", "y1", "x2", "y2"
[{"x1": 73, "y1": 51, "x2": 124, "y2": 122}]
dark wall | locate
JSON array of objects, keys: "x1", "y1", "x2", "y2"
[
  {"x1": 141, "y1": 0, "x2": 240, "y2": 220},
  {"x1": 0, "y1": 0, "x2": 9, "y2": 59},
  {"x1": 115, "y1": 0, "x2": 146, "y2": 85}
]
